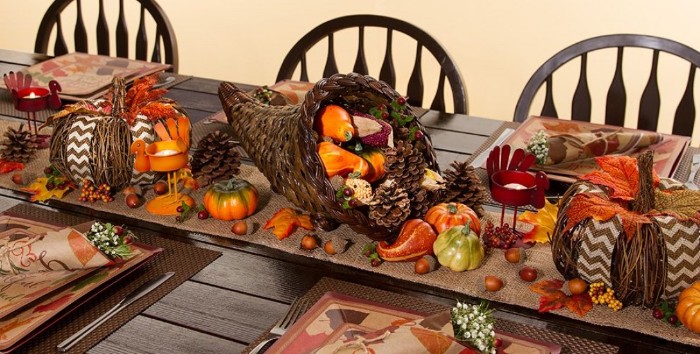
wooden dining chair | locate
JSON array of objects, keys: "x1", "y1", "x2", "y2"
[
  {"x1": 34, "y1": 0, "x2": 179, "y2": 72},
  {"x1": 514, "y1": 34, "x2": 700, "y2": 137},
  {"x1": 276, "y1": 15, "x2": 467, "y2": 114}
]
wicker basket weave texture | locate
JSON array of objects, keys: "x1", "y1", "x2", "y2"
[{"x1": 219, "y1": 73, "x2": 438, "y2": 240}]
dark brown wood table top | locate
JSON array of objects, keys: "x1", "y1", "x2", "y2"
[{"x1": 0, "y1": 49, "x2": 695, "y2": 354}]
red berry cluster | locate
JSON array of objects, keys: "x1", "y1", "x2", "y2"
[
  {"x1": 362, "y1": 243, "x2": 382, "y2": 267},
  {"x1": 651, "y1": 300, "x2": 681, "y2": 326},
  {"x1": 78, "y1": 180, "x2": 113, "y2": 203},
  {"x1": 482, "y1": 220, "x2": 521, "y2": 249}
]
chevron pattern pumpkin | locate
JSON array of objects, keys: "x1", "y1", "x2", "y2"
[{"x1": 551, "y1": 153, "x2": 700, "y2": 307}]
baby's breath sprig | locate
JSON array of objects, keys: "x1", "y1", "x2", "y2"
[
  {"x1": 85, "y1": 222, "x2": 135, "y2": 259},
  {"x1": 451, "y1": 300, "x2": 497, "y2": 354},
  {"x1": 526, "y1": 130, "x2": 549, "y2": 165}
]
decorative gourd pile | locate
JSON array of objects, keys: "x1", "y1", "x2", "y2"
[
  {"x1": 218, "y1": 73, "x2": 487, "y2": 240},
  {"x1": 551, "y1": 151, "x2": 700, "y2": 307}
]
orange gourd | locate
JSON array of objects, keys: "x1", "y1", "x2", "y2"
[
  {"x1": 376, "y1": 219, "x2": 437, "y2": 262},
  {"x1": 317, "y1": 141, "x2": 369, "y2": 178},
  {"x1": 425, "y1": 203, "x2": 480, "y2": 234},
  {"x1": 203, "y1": 178, "x2": 259, "y2": 221},
  {"x1": 677, "y1": 282, "x2": 700, "y2": 333},
  {"x1": 315, "y1": 105, "x2": 355, "y2": 142},
  {"x1": 358, "y1": 148, "x2": 386, "y2": 183}
]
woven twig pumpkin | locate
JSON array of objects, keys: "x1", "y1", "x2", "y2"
[
  {"x1": 219, "y1": 73, "x2": 439, "y2": 240},
  {"x1": 551, "y1": 152, "x2": 700, "y2": 306}
]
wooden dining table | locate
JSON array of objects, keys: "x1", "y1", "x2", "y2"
[{"x1": 0, "y1": 48, "x2": 696, "y2": 354}]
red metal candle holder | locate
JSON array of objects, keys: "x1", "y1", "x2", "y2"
[
  {"x1": 486, "y1": 144, "x2": 549, "y2": 229},
  {"x1": 3, "y1": 71, "x2": 61, "y2": 148}
]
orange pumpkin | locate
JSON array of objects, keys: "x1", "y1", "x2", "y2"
[
  {"x1": 677, "y1": 281, "x2": 700, "y2": 333},
  {"x1": 314, "y1": 105, "x2": 355, "y2": 142},
  {"x1": 317, "y1": 141, "x2": 369, "y2": 178},
  {"x1": 203, "y1": 178, "x2": 259, "y2": 221},
  {"x1": 425, "y1": 203, "x2": 480, "y2": 234}
]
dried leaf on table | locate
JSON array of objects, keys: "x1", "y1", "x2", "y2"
[
  {"x1": 564, "y1": 194, "x2": 651, "y2": 240},
  {"x1": 565, "y1": 292, "x2": 593, "y2": 317},
  {"x1": 579, "y1": 155, "x2": 659, "y2": 201},
  {"x1": 517, "y1": 199, "x2": 558, "y2": 243},
  {"x1": 529, "y1": 279, "x2": 564, "y2": 296},
  {"x1": 0, "y1": 160, "x2": 23, "y2": 174},
  {"x1": 652, "y1": 189, "x2": 700, "y2": 223},
  {"x1": 263, "y1": 208, "x2": 314, "y2": 240},
  {"x1": 21, "y1": 177, "x2": 73, "y2": 202},
  {"x1": 538, "y1": 290, "x2": 567, "y2": 313}
]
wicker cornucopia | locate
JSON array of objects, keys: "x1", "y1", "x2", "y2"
[{"x1": 218, "y1": 73, "x2": 442, "y2": 240}]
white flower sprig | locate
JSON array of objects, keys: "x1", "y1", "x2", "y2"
[
  {"x1": 85, "y1": 222, "x2": 135, "y2": 259},
  {"x1": 451, "y1": 300, "x2": 496, "y2": 354},
  {"x1": 526, "y1": 129, "x2": 550, "y2": 165}
]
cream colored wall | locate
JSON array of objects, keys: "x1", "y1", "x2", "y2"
[{"x1": 2, "y1": 0, "x2": 700, "y2": 142}]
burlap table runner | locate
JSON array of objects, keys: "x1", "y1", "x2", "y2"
[
  {"x1": 1, "y1": 120, "x2": 699, "y2": 347},
  {"x1": 243, "y1": 277, "x2": 619, "y2": 354},
  {"x1": 3, "y1": 203, "x2": 221, "y2": 353}
]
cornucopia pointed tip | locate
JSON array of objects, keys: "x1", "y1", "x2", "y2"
[{"x1": 218, "y1": 81, "x2": 255, "y2": 111}]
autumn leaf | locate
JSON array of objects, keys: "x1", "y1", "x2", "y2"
[
  {"x1": 653, "y1": 189, "x2": 700, "y2": 223},
  {"x1": 529, "y1": 279, "x2": 564, "y2": 296},
  {"x1": 21, "y1": 177, "x2": 73, "y2": 202},
  {"x1": 0, "y1": 160, "x2": 23, "y2": 174},
  {"x1": 410, "y1": 326, "x2": 453, "y2": 354},
  {"x1": 565, "y1": 292, "x2": 593, "y2": 317},
  {"x1": 518, "y1": 199, "x2": 558, "y2": 243},
  {"x1": 579, "y1": 155, "x2": 658, "y2": 200},
  {"x1": 538, "y1": 290, "x2": 567, "y2": 313},
  {"x1": 564, "y1": 194, "x2": 651, "y2": 240},
  {"x1": 263, "y1": 208, "x2": 314, "y2": 240}
]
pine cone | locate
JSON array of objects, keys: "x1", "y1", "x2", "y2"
[
  {"x1": 191, "y1": 130, "x2": 241, "y2": 186},
  {"x1": 0, "y1": 125, "x2": 37, "y2": 163},
  {"x1": 442, "y1": 161, "x2": 488, "y2": 211},
  {"x1": 383, "y1": 141, "x2": 426, "y2": 194},
  {"x1": 409, "y1": 188, "x2": 433, "y2": 219},
  {"x1": 368, "y1": 180, "x2": 410, "y2": 229}
]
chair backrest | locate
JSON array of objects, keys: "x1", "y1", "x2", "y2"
[
  {"x1": 35, "y1": 0, "x2": 178, "y2": 72},
  {"x1": 514, "y1": 34, "x2": 700, "y2": 137},
  {"x1": 276, "y1": 15, "x2": 467, "y2": 114}
]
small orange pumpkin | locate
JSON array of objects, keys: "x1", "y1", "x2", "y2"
[
  {"x1": 677, "y1": 281, "x2": 700, "y2": 333},
  {"x1": 318, "y1": 141, "x2": 369, "y2": 178},
  {"x1": 203, "y1": 178, "x2": 259, "y2": 221},
  {"x1": 314, "y1": 105, "x2": 355, "y2": 142},
  {"x1": 425, "y1": 203, "x2": 480, "y2": 234}
]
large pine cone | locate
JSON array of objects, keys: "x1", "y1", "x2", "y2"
[
  {"x1": 442, "y1": 161, "x2": 488, "y2": 212},
  {"x1": 0, "y1": 125, "x2": 37, "y2": 163},
  {"x1": 191, "y1": 130, "x2": 241, "y2": 187},
  {"x1": 368, "y1": 179, "x2": 411, "y2": 229}
]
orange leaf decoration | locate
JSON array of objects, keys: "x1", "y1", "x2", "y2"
[
  {"x1": 538, "y1": 290, "x2": 567, "y2": 313},
  {"x1": 0, "y1": 160, "x2": 23, "y2": 174},
  {"x1": 410, "y1": 326, "x2": 453, "y2": 354},
  {"x1": 517, "y1": 199, "x2": 558, "y2": 243},
  {"x1": 263, "y1": 208, "x2": 314, "y2": 240},
  {"x1": 564, "y1": 293, "x2": 593, "y2": 317},
  {"x1": 564, "y1": 194, "x2": 651, "y2": 240},
  {"x1": 580, "y1": 155, "x2": 659, "y2": 201},
  {"x1": 68, "y1": 230, "x2": 98, "y2": 266},
  {"x1": 529, "y1": 279, "x2": 564, "y2": 296}
]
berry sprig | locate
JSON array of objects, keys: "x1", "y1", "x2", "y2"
[
  {"x1": 252, "y1": 85, "x2": 274, "y2": 105},
  {"x1": 336, "y1": 185, "x2": 359, "y2": 209},
  {"x1": 78, "y1": 179, "x2": 114, "y2": 203},
  {"x1": 651, "y1": 300, "x2": 681, "y2": 327},
  {"x1": 588, "y1": 282, "x2": 623, "y2": 311},
  {"x1": 482, "y1": 220, "x2": 521, "y2": 249},
  {"x1": 43, "y1": 165, "x2": 72, "y2": 191},
  {"x1": 362, "y1": 243, "x2": 382, "y2": 267},
  {"x1": 368, "y1": 97, "x2": 415, "y2": 127},
  {"x1": 175, "y1": 203, "x2": 208, "y2": 223}
]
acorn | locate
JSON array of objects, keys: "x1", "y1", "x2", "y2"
[
  {"x1": 415, "y1": 255, "x2": 438, "y2": 274},
  {"x1": 300, "y1": 234, "x2": 320, "y2": 251},
  {"x1": 323, "y1": 237, "x2": 350, "y2": 255}
]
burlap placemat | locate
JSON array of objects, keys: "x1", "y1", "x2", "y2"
[
  {"x1": 0, "y1": 73, "x2": 190, "y2": 122},
  {"x1": 1, "y1": 120, "x2": 699, "y2": 347},
  {"x1": 243, "y1": 277, "x2": 619, "y2": 354},
  {"x1": 4, "y1": 203, "x2": 221, "y2": 353}
]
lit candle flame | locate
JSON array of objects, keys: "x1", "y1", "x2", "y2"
[{"x1": 27, "y1": 92, "x2": 37, "y2": 99}]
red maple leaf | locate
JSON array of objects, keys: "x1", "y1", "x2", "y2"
[
  {"x1": 579, "y1": 155, "x2": 659, "y2": 201},
  {"x1": 564, "y1": 194, "x2": 651, "y2": 241},
  {"x1": 263, "y1": 208, "x2": 314, "y2": 240},
  {"x1": 565, "y1": 293, "x2": 594, "y2": 317},
  {"x1": 529, "y1": 279, "x2": 564, "y2": 296},
  {"x1": 538, "y1": 290, "x2": 567, "y2": 313}
]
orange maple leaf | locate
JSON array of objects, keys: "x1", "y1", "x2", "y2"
[
  {"x1": 518, "y1": 199, "x2": 558, "y2": 243},
  {"x1": 410, "y1": 326, "x2": 453, "y2": 354},
  {"x1": 565, "y1": 293, "x2": 593, "y2": 317},
  {"x1": 538, "y1": 290, "x2": 567, "y2": 313},
  {"x1": 263, "y1": 208, "x2": 314, "y2": 240},
  {"x1": 579, "y1": 155, "x2": 659, "y2": 201},
  {"x1": 529, "y1": 279, "x2": 564, "y2": 296},
  {"x1": 564, "y1": 194, "x2": 651, "y2": 240}
]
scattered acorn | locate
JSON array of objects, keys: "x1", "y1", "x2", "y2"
[
  {"x1": 504, "y1": 248, "x2": 524, "y2": 264},
  {"x1": 125, "y1": 193, "x2": 141, "y2": 208},
  {"x1": 153, "y1": 181, "x2": 168, "y2": 195},
  {"x1": 519, "y1": 266, "x2": 538, "y2": 282},
  {"x1": 300, "y1": 234, "x2": 319, "y2": 251},
  {"x1": 231, "y1": 220, "x2": 248, "y2": 235},
  {"x1": 484, "y1": 275, "x2": 504, "y2": 292},
  {"x1": 415, "y1": 255, "x2": 437, "y2": 275},
  {"x1": 323, "y1": 237, "x2": 349, "y2": 255},
  {"x1": 11, "y1": 172, "x2": 24, "y2": 185},
  {"x1": 567, "y1": 278, "x2": 588, "y2": 295}
]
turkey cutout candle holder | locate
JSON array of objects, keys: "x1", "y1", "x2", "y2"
[
  {"x1": 3, "y1": 71, "x2": 61, "y2": 148},
  {"x1": 486, "y1": 144, "x2": 549, "y2": 229}
]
